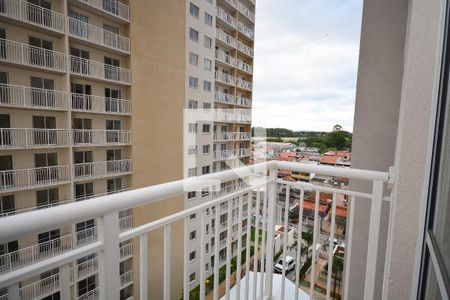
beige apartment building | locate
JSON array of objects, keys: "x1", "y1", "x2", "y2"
[{"x1": 0, "y1": 0, "x2": 254, "y2": 299}]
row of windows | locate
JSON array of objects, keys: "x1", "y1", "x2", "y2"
[
  {"x1": 187, "y1": 164, "x2": 210, "y2": 177},
  {"x1": 189, "y1": 2, "x2": 214, "y2": 26},
  {"x1": 188, "y1": 123, "x2": 211, "y2": 133},
  {"x1": 189, "y1": 28, "x2": 213, "y2": 49},
  {"x1": 189, "y1": 52, "x2": 213, "y2": 71},
  {"x1": 188, "y1": 76, "x2": 212, "y2": 91}
]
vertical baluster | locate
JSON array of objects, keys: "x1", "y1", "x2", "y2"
[
  {"x1": 199, "y1": 210, "x2": 206, "y2": 300},
  {"x1": 280, "y1": 185, "x2": 290, "y2": 300},
  {"x1": 295, "y1": 188, "x2": 304, "y2": 300},
  {"x1": 264, "y1": 168, "x2": 277, "y2": 298},
  {"x1": 235, "y1": 195, "x2": 244, "y2": 299},
  {"x1": 326, "y1": 193, "x2": 337, "y2": 300},
  {"x1": 252, "y1": 191, "x2": 261, "y2": 300},
  {"x1": 183, "y1": 214, "x2": 189, "y2": 300},
  {"x1": 213, "y1": 203, "x2": 220, "y2": 300},
  {"x1": 139, "y1": 233, "x2": 148, "y2": 298},
  {"x1": 244, "y1": 194, "x2": 252, "y2": 300},
  {"x1": 225, "y1": 199, "x2": 233, "y2": 300},
  {"x1": 309, "y1": 190, "x2": 320, "y2": 298},
  {"x1": 258, "y1": 189, "x2": 268, "y2": 299},
  {"x1": 163, "y1": 224, "x2": 171, "y2": 300}
]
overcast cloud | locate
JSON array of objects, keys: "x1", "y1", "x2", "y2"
[{"x1": 252, "y1": 0, "x2": 363, "y2": 132}]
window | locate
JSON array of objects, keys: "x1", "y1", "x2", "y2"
[
  {"x1": 202, "y1": 165, "x2": 210, "y2": 174},
  {"x1": 107, "y1": 177, "x2": 122, "y2": 193},
  {"x1": 189, "y1": 52, "x2": 199, "y2": 65},
  {"x1": 189, "y1": 3, "x2": 199, "y2": 18},
  {"x1": 190, "y1": 230, "x2": 196, "y2": 241},
  {"x1": 0, "y1": 195, "x2": 14, "y2": 215},
  {"x1": 75, "y1": 183, "x2": 94, "y2": 200},
  {"x1": 188, "y1": 100, "x2": 198, "y2": 109},
  {"x1": 203, "y1": 124, "x2": 210, "y2": 133},
  {"x1": 189, "y1": 76, "x2": 198, "y2": 88},
  {"x1": 78, "y1": 275, "x2": 96, "y2": 297},
  {"x1": 203, "y1": 145, "x2": 210, "y2": 155},
  {"x1": 189, "y1": 251, "x2": 196, "y2": 262},
  {"x1": 202, "y1": 188, "x2": 209, "y2": 197},
  {"x1": 187, "y1": 191, "x2": 196, "y2": 199},
  {"x1": 205, "y1": 263, "x2": 209, "y2": 271},
  {"x1": 204, "y1": 35, "x2": 212, "y2": 48},
  {"x1": 203, "y1": 103, "x2": 212, "y2": 109},
  {"x1": 189, "y1": 272, "x2": 196, "y2": 283},
  {"x1": 188, "y1": 123, "x2": 198, "y2": 133},
  {"x1": 36, "y1": 188, "x2": 59, "y2": 208},
  {"x1": 189, "y1": 213, "x2": 196, "y2": 220},
  {"x1": 188, "y1": 145, "x2": 197, "y2": 155},
  {"x1": 204, "y1": 58, "x2": 212, "y2": 70},
  {"x1": 188, "y1": 167, "x2": 197, "y2": 177},
  {"x1": 205, "y1": 224, "x2": 209, "y2": 234},
  {"x1": 0, "y1": 240, "x2": 18, "y2": 256},
  {"x1": 204, "y1": 12, "x2": 213, "y2": 26},
  {"x1": 203, "y1": 80, "x2": 212, "y2": 92},
  {"x1": 189, "y1": 28, "x2": 199, "y2": 42}
]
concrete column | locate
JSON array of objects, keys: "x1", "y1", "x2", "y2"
[
  {"x1": 60, "y1": 264, "x2": 72, "y2": 299},
  {"x1": 7, "y1": 284, "x2": 19, "y2": 300}
]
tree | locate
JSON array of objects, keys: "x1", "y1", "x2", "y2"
[{"x1": 332, "y1": 124, "x2": 343, "y2": 132}]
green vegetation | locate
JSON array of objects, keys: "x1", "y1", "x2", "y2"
[
  {"x1": 250, "y1": 227, "x2": 263, "y2": 245},
  {"x1": 252, "y1": 125, "x2": 352, "y2": 152}
]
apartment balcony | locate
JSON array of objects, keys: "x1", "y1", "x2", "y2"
[
  {"x1": 73, "y1": 257, "x2": 99, "y2": 281},
  {"x1": 120, "y1": 270, "x2": 133, "y2": 288},
  {"x1": 214, "y1": 91, "x2": 236, "y2": 105},
  {"x1": 72, "y1": 94, "x2": 131, "y2": 115},
  {"x1": 0, "y1": 84, "x2": 68, "y2": 110},
  {"x1": 0, "y1": 0, "x2": 65, "y2": 34},
  {"x1": 0, "y1": 128, "x2": 70, "y2": 150},
  {"x1": 0, "y1": 227, "x2": 97, "y2": 275},
  {"x1": 236, "y1": 60, "x2": 253, "y2": 74},
  {"x1": 73, "y1": 159, "x2": 132, "y2": 180},
  {"x1": 19, "y1": 273, "x2": 60, "y2": 300},
  {"x1": 236, "y1": 78, "x2": 253, "y2": 91},
  {"x1": 69, "y1": 56, "x2": 131, "y2": 85},
  {"x1": 0, "y1": 165, "x2": 71, "y2": 193},
  {"x1": 216, "y1": 49, "x2": 253, "y2": 75},
  {"x1": 213, "y1": 131, "x2": 251, "y2": 141},
  {"x1": 214, "y1": 109, "x2": 252, "y2": 123},
  {"x1": 78, "y1": 288, "x2": 99, "y2": 300},
  {"x1": 73, "y1": 0, "x2": 130, "y2": 23},
  {"x1": 237, "y1": 22, "x2": 254, "y2": 40},
  {"x1": 68, "y1": 18, "x2": 130, "y2": 54},
  {"x1": 237, "y1": 40, "x2": 254, "y2": 57},
  {"x1": 72, "y1": 129, "x2": 132, "y2": 146},
  {"x1": 215, "y1": 28, "x2": 238, "y2": 49},
  {"x1": 119, "y1": 243, "x2": 133, "y2": 261},
  {"x1": 119, "y1": 214, "x2": 133, "y2": 231},
  {"x1": 0, "y1": 39, "x2": 66, "y2": 73},
  {"x1": 0, "y1": 161, "x2": 390, "y2": 300},
  {"x1": 237, "y1": 2, "x2": 255, "y2": 23},
  {"x1": 236, "y1": 96, "x2": 252, "y2": 107},
  {"x1": 216, "y1": 7, "x2": 238, "y2": 30},
  {"x1": 214, "y1": 148, "x2": 251, "y2": 161},
  {"x1": 215, "y1": 71, "x2": 236, "y2": 86}
]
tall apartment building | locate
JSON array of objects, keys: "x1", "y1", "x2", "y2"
[
  {"x1": 184, "y1": 0, "x2": 254, "y2": 292},
  {"x1": 0, "y1": 0, "x2": 253, "y2": 298}
]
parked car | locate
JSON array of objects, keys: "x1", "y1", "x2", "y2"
[
  {"x1": 274, "y1": 255, "x2": 295, "y2": 273},
  {"x1": 328, "y1": 237, "x2": 343, "y2": 246}
]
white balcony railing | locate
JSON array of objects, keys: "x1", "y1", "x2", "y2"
[
  {"x1": 74, "y1": 257, "x2": 99, "y2": 280},
  {"x1": 216, "y1": 28, "x2": 238, "y2": 48},
  {"x1": 0, "y1": 128, "x2": 69, "y2": 149},
  {"x1": 214, "y1": 109, "x2": 252, "y2": 123},
  {"x1": 216, "y1": 7, "x2": 238, "y2": 28},
  {"x1": 237, "y1": 2, "x2": 255, "y2": 22},
  {"x1": 214, "y1": 148, "x2": 251, "y2": 161},
  {"x1": 76, "y1": 0, "x2": 130, "y2": 22},
  {"x1": 68, "y1": 18, "x2": 130, "y2": 53},
  {"x1": 73, "y1": 159, "x2": 132, "y2": 179},
  {"x1": 0, "y1": 84, "x2": 68, "y2": 110},
  {"x1": 215, "y1": 49, "x2": 237, "y2": 67},
  {"x1": 237, "y1": 40, "x2": 254, "y2": 57},
  {"x1": 71, "y1": 94, "x2": 131, "y2": 114},
  {"x1": 215, "y1": 71, "x2": 236, "y2": 85},
  {"x1": 119, "y1": 243, "x2": 133, "y2": 261},
  {"x1": 119, "y1": 215, "x2": 133, "y2": 231},
  {"x1": 237, "y1": 96, "x2": 252, "y2": 107},
  {"x1": 19, "y1": 273, "x2": 60, "y2": 300},
  {"x1": 78, "y1": 288, "x2": 99, "y2": 300},
  {"x1": 0, "y1": 162, "x2": 390, "y2": 300},
  {"x1": 0, "y1": 39, "x2": 66, "y2": 72},
  {"x1": 215, "y1": 91, "x2": 236, "y2": 104},
  {"x1": 0, "y1": 0, "x2": 65, "y2": 32},
  {"x1": 213, "y1": 131, "x2": 251, "y2": 141},
  {"x1": 120, "y1": 270, "x2": 133, "y2": 287},
  {"x1": 0, "y1": 227, "x2": 97, "y2": 274},
  {"x1": 0, "y1": 165, "x2": 71, "y2": 192},
  {"x1": 70, "y1": 56, "x2": 131, "y2": 84},
  {"x1": 236, "y1": 78, "x2": 253, "y2": 91},
  {"x1": 72, "y1": 129, "x2": 132, "y2": 146}
]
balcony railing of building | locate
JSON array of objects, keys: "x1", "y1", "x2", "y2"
[
  {"x1": 214, "y1": 148, "x2": 251, "y2": 160},
  {"x1": 19, "y1": 273, "x2": 60, "y2": 300},
  {"x1": 214, "y1": 91, "x2": 236, "y2": 105},
  {"x1": 119, "y1": 243, "x2": 133, "y2": 261},
  {"x1": 213, "y1": 131, "x2": 251, "y2": 141},
  {"x1": 119, "y1": 214, "x2": 133, "y2": 231},
  {"x1": 215, "y1": 71, "x2": 236, "y2": 86},
  {"x1": 0, "y1": 128, "x2": 70, "y2": 149},
  {"x1": 222, "y1": 0, "x2": 255, "y2": 23},
  {"x1": 68, "y1": 18, "x2": 130, "y2": 54},
  {"x1": 236, "y1": 78, "x2": 253, "y2": 91},
  {"x1": 73, "y1": 257, "x2": 99, "y2": 281},
  {"x1": 0, "y1": 165, "x2": 71, "y2": 193},
  {"x1": 120, "y1": 270, "x2": 133, "y2": 288},
  {"x1": 0, "y1": 161, "x2": 390, "y2": 300},
  {"x1": 76, "y1": 0, "x2": 130, "y2": 22},
  {"x1": 0, "y1": 39, "x2": 66, "y2": 72},
  {"x1": 72, "y1": 129, "x2": 132, "y2": 146},
  {"x1": 69, "y1": 56, "x2": 131, "y2": 85},
  {"x1": 215, "y1": 49, "x2": 253, "y2": 74},
  {"x1": 0, "y1": 189, "x2": 130, "y2": 218},
  {"x1": 0, "y1": 0, "x2": 65, "y2": 33},
  {"x1": 77, "y1": 288, "x2": 99, "y2": 300},
  {"x1": 216, "y1": 7, "x2": 254, "y2": 41},
  {"x1": 73, "y1": 159, "x2": 132, "y2": 180},
  {"x1": 214, "y1": 109, "x2": 252, "y2": 123},
  {"x1": 71, "y1": 93, "x2": 131, "y2": 115},
  {"x1": 0, "y1": 84, "x2": 68, "y2": 110},
  {"x1": 215, "y1": 28, "x2": 254, "y2": 57}
]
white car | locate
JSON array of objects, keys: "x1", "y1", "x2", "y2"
[
  {"x1": 328, "y1": 237, "x2": 343, "y2": 246},
  {"x1": 274, "y1": 255, "x2": 295, "y2": 273}
]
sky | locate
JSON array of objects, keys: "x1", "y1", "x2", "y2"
[{"x1": 252, "y1": 0, "x2": 363, "y2": 132}]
